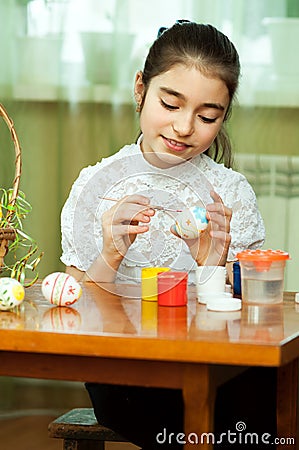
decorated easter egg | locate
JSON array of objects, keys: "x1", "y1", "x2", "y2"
[
  {"x1": 0, "y1": 277, "x2": 25, "y2": 311},
  {"x1": 41, "y1": 272, "x2": 82, "y2": 306},
  {"x1": 175, "y1": 206, "x2": 208, "y2": 239}
]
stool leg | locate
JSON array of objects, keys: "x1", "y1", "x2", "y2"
[
  {"x1": 78, "y1": 440, "x2": 105, "y2": 450},
  {"x1": 64, "y1": 440, "x2": 77, "y2": 450},
  {"x1": 63, "y1": 439, "x2": 105, "y2": 450}
]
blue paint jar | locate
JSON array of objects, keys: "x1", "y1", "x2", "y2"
[{"x1": 233, "y1": 261, "x2": 242, "y2": 297}]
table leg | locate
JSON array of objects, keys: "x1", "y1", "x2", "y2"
[
  {"x1": 277, "y1": 359, "x2": 298, "y2": 450},
  {"x1": 182, "y1": 364, "x2": 215, "y2": 450}
]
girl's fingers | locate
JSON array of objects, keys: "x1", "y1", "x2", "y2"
[
  {"x1": 207, "y1": 210, "x2": 231, "y2": 233},
  {"x1": 112, "y1": 223, "x2": 149, "y2": 237},
  {"x1": 206, "y1": 198, "x2": 231, "y2": 217},
  {"x1": 115, "y1": 194, "x2": 153, "y2": 213},
  {"x1": 209, "y1": 229, "x2": 231, "y2": 244},
  {"x1": 121, "y1": 194, "x2": 151, "y2": 206},
  {"x1": 109, "y1": 202, "x2": 155, "y2": 225},
  {"x1": 206, "y1": 191, "x2": 232, "y2": 232}
]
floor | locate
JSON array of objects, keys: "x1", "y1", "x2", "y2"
[
  {"x1": 0, "y1": 378, "x2": 138, "y2": 450},
  {"x1": 0, "y1": 412, "x2": 61, "y2": 450}
]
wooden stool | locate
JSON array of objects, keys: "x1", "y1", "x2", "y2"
[{"x1": 48, "y1": 407, "x2": 128, "y2": 450}]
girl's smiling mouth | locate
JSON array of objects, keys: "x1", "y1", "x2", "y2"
[{"x1": 162, "y1": 136, "x2": 190, "y2": 152}]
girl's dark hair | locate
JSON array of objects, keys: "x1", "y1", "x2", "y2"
[{"x1": 140, "y1": 21, "x2": 240, "y2": 168}]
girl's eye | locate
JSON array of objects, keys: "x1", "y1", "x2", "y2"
[
  {"x1": 160, "y1": 99, "x2": 217, "y2": 123},
  {"x1": 160, "y1": 99, "x2": 178, "y2": 110},
  {"x1": 199, "y1": 116, "x2": 217, "y2": 124}
]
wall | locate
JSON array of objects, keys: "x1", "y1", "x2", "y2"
[{"x1": 230, "y1": 106, "x2": 299, "y2": 156}]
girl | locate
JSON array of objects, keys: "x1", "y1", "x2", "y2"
[{"x1": 61, "y1": 21, "x2": 269, "y2": 450}]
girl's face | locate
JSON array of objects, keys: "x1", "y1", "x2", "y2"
[{"x1": 135, "y1": 64, "x2": 230, "y2": 169}]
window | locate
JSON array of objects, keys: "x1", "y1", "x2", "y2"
[{"x1": 7, "y1": 0, "x2": 299, "y2": 106}]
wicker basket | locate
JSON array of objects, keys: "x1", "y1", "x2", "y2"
[{"x1": 0, "y1": 103, "x2": 22, "y2": 269}]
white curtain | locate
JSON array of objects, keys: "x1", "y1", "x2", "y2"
[{"x1": 1, "y1": 0, "x2": 292, "y2": 104}]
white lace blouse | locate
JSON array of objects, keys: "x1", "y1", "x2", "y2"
[{"x1": 60, "y1": 140, "x2": 265, "y2": 284}]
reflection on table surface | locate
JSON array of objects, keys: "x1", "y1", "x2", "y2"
[{"x1": 0, "y1": 280, "x2": 297, "y2": 347}]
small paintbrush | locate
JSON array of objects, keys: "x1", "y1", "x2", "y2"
[{"x1": 98, "y1": 196, "x2": 182, "y2": 213}]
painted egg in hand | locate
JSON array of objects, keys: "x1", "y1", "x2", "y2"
[
  {"x1": 41, "y1": 272, "x2": 82, "y2": 306},
  {"x1": 174, "y1": 206, "x2": 208, "y2": 239},
  {"x1": 0, "y1": 277, "x2": 25, "y2": 311}
]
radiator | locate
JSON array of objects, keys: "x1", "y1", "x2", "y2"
[{"x1": 235, "y1": 154, "x2": 299, "y2": 291}]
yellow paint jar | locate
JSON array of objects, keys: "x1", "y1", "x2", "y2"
[{"x1": 141, "y1": 267, "x2": 170, "y2": 301}]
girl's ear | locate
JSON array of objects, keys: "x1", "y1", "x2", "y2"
[{"x1": 134, "y1": 71, "x2": 145, "y2": 106}]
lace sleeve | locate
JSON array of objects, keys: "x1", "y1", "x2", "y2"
[
  {"x1": 227, "y1": 175, "x2": 265, "y2": 260},
  {"x1": 60, "y1": 164, "x2": 104, "y2": 270}
]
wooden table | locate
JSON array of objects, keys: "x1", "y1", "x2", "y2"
[{"x1": 0, "y1": 281, "x2": 298, "y2": 449}]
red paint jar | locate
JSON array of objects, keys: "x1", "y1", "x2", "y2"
[{"x1": 157, "y1": 271, "x2": 188, "y2": 307}]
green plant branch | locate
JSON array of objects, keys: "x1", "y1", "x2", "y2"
[{"x1": 0, "y1": 188, "x2": 43, "y2": 286}]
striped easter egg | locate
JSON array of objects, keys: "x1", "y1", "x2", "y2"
[{"x1": 41, "y1": 272, "x2": 82, "y2": 306}]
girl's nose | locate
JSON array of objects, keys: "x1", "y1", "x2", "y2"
[{"x1": 172, "y1": 113, "x2": 194, "y2": 136}]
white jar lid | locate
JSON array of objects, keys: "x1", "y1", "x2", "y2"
[
  {"x1": 207, "y1": 297, "x2": 242, "y2": 312},
  {"x1": 197, "y1": 292, "x2": 232, "y2": 305}
]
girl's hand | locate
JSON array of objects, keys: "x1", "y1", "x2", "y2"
[
  {"x1": 101, "y1": 194, "x2": 155, "y2": 264},
  {"x1": 171, "y1": 191, "x2": 232, "y2": 266}
]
